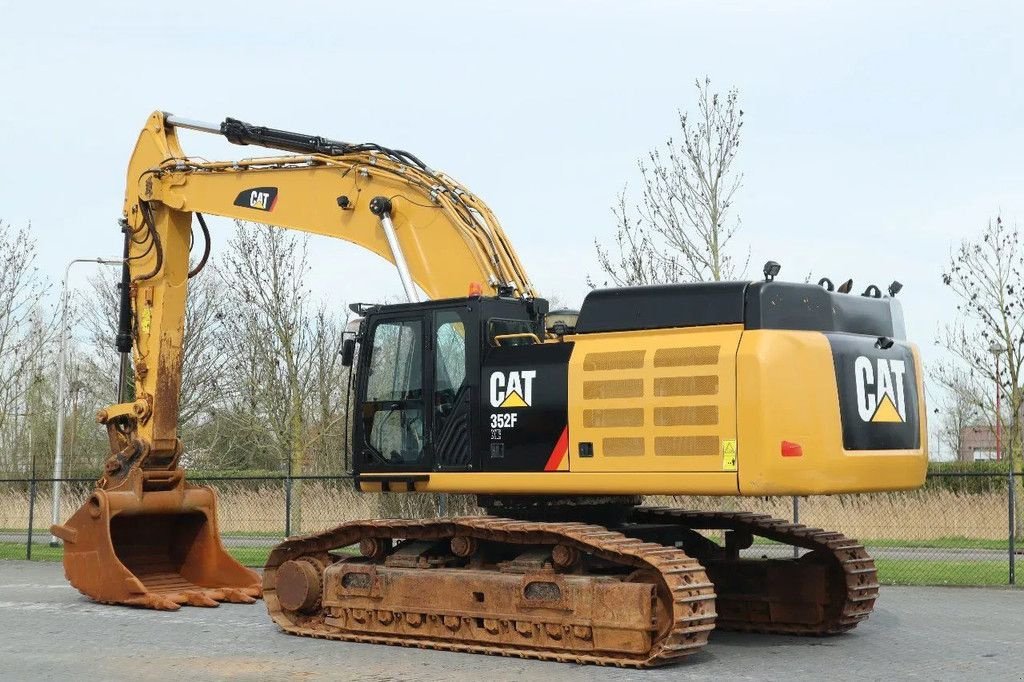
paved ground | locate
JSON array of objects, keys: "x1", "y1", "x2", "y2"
[{"x1": 2, "y1": 561, "x2": 1022, "y2": 681}]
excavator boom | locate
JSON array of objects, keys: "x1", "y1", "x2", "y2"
[{"x1": 53, "y1": 111, "x2": 535, "y2": 610}]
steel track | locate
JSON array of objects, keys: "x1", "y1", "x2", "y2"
[
  {"x1": 630, "y1": 508, "x2": 879, "y2": 634},
  {"x1": 264, "y1": 517, "x2": 717, "y2": 667}
]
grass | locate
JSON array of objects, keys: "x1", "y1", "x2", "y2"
[
  {"x1": 3, "y1": 540, "x2": 1016, "y2": 588},
  {"x1": 0, "y1": 541, "x2": 64, "y2": 562},
  {"x1": 875, "y1": 558, "x2": 1010, "y2": 587},
  {"x1": 0, "y1": 540, "x2": 273, "y2": 567},
  {"x1": 0, "y1": 541, "x2": 354, "y2": 568},
  {"x1": 865, "y1": 537, "x2": 1010, "y2": 551}
]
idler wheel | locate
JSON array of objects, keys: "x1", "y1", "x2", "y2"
[
  {"x1": 276, "y1": 559, "x2": 323, "y2": 614},
  {"x1": 450, "y1": 535, "x2": 478, "y2": 558}
]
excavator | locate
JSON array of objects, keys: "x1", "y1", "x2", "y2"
[{"x1": 53, "y1": 112, "x2": 928, "y2": 667}]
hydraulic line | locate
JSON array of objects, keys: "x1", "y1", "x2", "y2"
[{"x1": 188, "y1": 213, "x2": 211, "y2": 279}]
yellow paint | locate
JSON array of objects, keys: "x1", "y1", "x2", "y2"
[
  {"x1": 360, "y1": 471, "x2": 741, "y2": 496},
  {"x1": 554, "y1": 451, "x2": 569, "y2": 471},
  {"x1": 871, "y1": 394, "x2": 903, "y2": 422},
  {"x1": 391, "y1": 329, "x2": 928, "y2": 497},
  {"x1": 735, "y1": 330, "x2": 928, "y2": 495},
  {"x1": 565, "y1": 324, "x2": 742, "y2": 475},
  {"x1": 103, "y1": 111, "x2": 535, "y2": 463}
]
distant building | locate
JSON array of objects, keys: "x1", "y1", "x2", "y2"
[{"x1": 958, "y1": 426, "x2": 999, "y2": 462}]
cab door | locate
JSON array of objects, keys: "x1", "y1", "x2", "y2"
[
  {"x1": 356, "y1": 315, "x2": 430, "y2": 472},
  {"x1": 431, "y1": 308, "x2": 474, "y2": 470}
]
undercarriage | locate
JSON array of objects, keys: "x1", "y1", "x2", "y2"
[{"x1": 264, "y1": 506, "x2": 878, "y2": 667}]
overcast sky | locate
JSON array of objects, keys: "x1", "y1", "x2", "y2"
[{"x1": 2, "y1": 1, "x2": 1022, "y2": 458}]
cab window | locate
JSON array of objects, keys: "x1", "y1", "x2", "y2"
[{"x1": 487, "y1": 318, "x2": 535, "y2": 347}]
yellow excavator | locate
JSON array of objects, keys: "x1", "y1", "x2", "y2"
[{"x1": 53, "y1": 112, "x2": 927, "y2": 666}]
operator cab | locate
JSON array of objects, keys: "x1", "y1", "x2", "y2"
[{"x1": 348, "y1": 296, "x2": 550, "y2": 478}]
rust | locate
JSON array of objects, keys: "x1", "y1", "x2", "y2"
[
  {"x1": 359, "y1": 537, "x2": 391, "y2": 560},
  {"x1": 53, "y1": 415, "x2": 261, "y2": 611},
  {"x1": 262, "y1": 508, "x2": 877, "y2": 666},
  {"x1": 629, "y1": 508, "x2": 878, "y2": 635},
  {"x1": 450, "y1": 535, "x2": 478, "y2": 557},
  {"x1": 551, "y1": 543, "x2": 580, "y2": 569},
  {"x1": 264, "y1": 517, "x2": 717, "y2": 667},
  {"x1": 276, "y1": 559, "x2": 323, "y2": 614}
]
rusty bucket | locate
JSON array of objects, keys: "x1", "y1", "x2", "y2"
[{"x1": 51, "y1": 469, "x2": 262, "y2": 610}]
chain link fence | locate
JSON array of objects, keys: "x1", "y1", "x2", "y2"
[{"x1": 1, "y1": 471, "x2": 1019, "y2": 586}]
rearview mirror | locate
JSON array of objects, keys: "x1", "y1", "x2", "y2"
[{"x1": 341, "y1": 338, "x2": 356, "y2": 367}]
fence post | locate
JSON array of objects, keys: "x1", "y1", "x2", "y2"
[
  {"x1": 26, "y1": 479, "x2": 36, "y2": 561},
  {"x1": 792, "y1": 496, "x2": 800, "y2": 559},
  {"x1": 284, "y1": 461, "x2": 293, "y2": 538},
  {"x1": 1010, "y1": 467, "x2": 1016, "y2": 586}
]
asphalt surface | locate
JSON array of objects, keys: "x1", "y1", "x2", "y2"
[{"x1": 1, "y1": 561, "x2": 1022, "y2": 681}]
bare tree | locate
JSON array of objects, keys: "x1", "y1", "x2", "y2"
[
  {"x1": 303, "y1": 307, "x2": 349, "y2": 474},
  {"x1": 217, "y1": 221, "x2": 312, "y2": 479},
  {"x1": 215, "y1": 221, "x2": 350, "y2": 529},
  {"x1": 933, "y1": 368, "x2": 983, "y2": 461},
  {"x1": 592, "y1": 78, "x2": 747, "y2": 287},
  {"x1": 936, "y1": 215, "x2": 1024, "y2": 531},
  {"x1": 0, "y1": 222, "x2": 53, "y2": 474}
]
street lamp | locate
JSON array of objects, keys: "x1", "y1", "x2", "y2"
[
  {"x1": 989, "y1": 342, "x2": 1007, "y2": 462},
  {"x1": 51, "y1": 257, "x2": 124, "y2": 546}
]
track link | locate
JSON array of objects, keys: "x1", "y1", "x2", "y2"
[
  {"x1": 264, "y1": 517, "x2": 716, "y2": 667},
  {"x1": 630, "y1": 508, "x2": 879, "y2": 635}
]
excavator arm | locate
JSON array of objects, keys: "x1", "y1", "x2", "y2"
[
  {"x1": 53, "y1": 111, "x2": 535, "y2": 610},
  {"x1": 110, "y1": 111, "x2": 535, "y2": 477}
]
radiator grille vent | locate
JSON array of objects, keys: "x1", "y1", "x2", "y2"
[
  {"x1": 583, "y1": 379, "x2": 644, "y2": 399},
  {"x1": 578, "y1": 338, "x2": 728, "y2": 464},
  {"x1": 655, "y1": 436, "x2": 720, "y2": 457},
  {"x1": 603, "y1": 437, "x2": 645, "y2": 457},
  {"x1": 583, "y1": 408, "x2": 644, "y2": 428},
  {"x1": 653, "y1": 346, "x2": 720, "y2": 367},
  {"x1": 654, "y1": 375, "x2": 719, "y2": 397},
  {"x1": 583, "y1": 350, "x2": 646, "y2": 371},
  {"x1": 654, "y1": 405, "x2": 719, "y2": 426}
]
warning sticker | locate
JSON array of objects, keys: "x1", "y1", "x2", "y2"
[{"x1": 722, "y1": 439, "x2": 737, "y2": 471}]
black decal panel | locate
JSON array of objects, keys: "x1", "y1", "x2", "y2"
[
  {"x1": 480, "y1": 343, "x2": 572, "y2": 472},
  {"x1": 233, "y1": 187, "x2": 279, "y2": 212},
  {"x1": 828, "y1": 333, "x2": 920, "y2": 451}
]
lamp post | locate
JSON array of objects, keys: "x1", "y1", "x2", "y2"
[
  {"x1": 50, "y1": 257, "x2": 125, "y2": 546},
  {"x1": 990, "y1": 342, "x2": 1007, "y2": 461}
]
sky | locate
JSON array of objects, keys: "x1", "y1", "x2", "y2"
[{"x1": 2, "y1": 0, "x2": 1022, "y2": 459}]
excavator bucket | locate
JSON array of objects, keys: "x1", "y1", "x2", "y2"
[{"x1": 51, "y1": 469, "x2": 262, "y2": 610}]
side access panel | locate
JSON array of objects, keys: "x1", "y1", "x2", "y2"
[{"x1": 566, "y1": 324, "x2": 742, "y2": 479}]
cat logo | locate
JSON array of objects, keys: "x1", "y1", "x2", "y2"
[
  {"x1": 233, "y1": 187, "x2": 278, "y2": 212},
  {"x1": 854, "y1": 357, "x2": 908, "y2": 423},
  {"x1": 489, "y1": 370, "x2": 536, "y2": 409}
]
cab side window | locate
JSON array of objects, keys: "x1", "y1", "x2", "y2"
[{"x1": 364, "y1": 319, "x2": 424, "y2": 465}]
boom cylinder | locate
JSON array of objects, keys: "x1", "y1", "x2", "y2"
[{"x1": 369, "y1": 196, "x2": 420, "y2": 303}]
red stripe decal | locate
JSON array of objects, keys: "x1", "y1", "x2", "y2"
[{"x1": 544, "y1": 426, "x2": 569, "y2": 471}]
